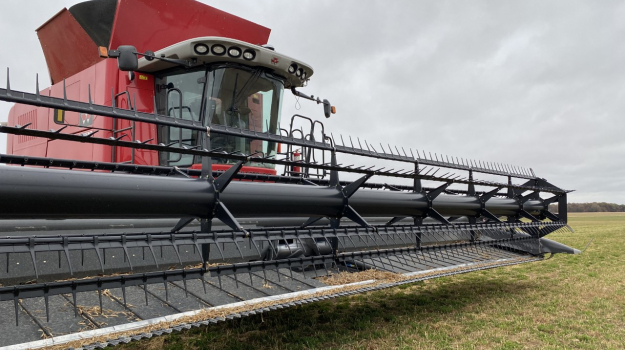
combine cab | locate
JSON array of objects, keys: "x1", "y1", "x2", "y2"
[{"x1": 0, "y1": 0, "x2": 577, "y2": 348}]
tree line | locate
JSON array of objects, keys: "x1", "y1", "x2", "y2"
[{"x1": 548, "y1": 202, "x2": 625, "y2": 212}]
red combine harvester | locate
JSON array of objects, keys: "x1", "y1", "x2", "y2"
[{"x1": 0, "y1": 1, "x2": 578, "y2": 349}]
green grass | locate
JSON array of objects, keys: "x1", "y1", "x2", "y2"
[{"x1": 119, "y1": 213, "x2": 625, "y2": 350}]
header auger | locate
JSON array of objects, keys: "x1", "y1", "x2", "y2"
[{"x1": 0, "y1": 0, "x2": 576, "y2": 348}]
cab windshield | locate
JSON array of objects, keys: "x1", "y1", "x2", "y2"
[{"x1": 155, "y1": 65, "x2": 284, "y2": 168}]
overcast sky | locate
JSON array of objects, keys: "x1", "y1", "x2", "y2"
[{"x1": 0, "y1": 0, "x2": 624, "y2": 204}]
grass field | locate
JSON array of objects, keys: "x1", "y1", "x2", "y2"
[{"x1": 120, "y1": 213, "x2": 625, "y2": 350}]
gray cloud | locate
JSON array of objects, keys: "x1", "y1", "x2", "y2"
[{"x1": 1, "y1": 0, "x2": 623, "y2": 203}]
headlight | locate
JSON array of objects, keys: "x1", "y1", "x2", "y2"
[
  {"x1": 296, "y1": 68, "x2": 303, "y2": 77},
  {"x1": 228, "y1": 47, "x2": 242, "y2": 58},
  {"x1": 211, "y1": 44, "x2": 226, "y2": 56},
  {"x1": 243, "y1": 49, "x2": 256, "y2": 60},
  {"x1": 301, "y1": 71, "x2": 307, "y2": 80},
  {"x1": 288, "y1": 63, "x2": 297, "y2": 74},
  {"x1": 193, "y1": 43, "x2": 209, "y2": 55}
]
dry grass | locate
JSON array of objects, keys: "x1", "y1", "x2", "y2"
[
  {"x1": 101, "y1": 214, "x2": 625, "y2": 349},
  {"x1": 318, "y1": 269, "x2": 404, "y2": 285}
]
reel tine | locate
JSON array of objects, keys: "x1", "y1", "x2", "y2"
[
  {"x1": 265, "y1": 239, "x2": 278, "y2": 258},
  {"x1": 354, "y1": 227, "x2": 369, "y2": 248},
  {"x1": 394, "y1": 227, "x2": 407, "y2": 245},
  {"x1": 28, "y1": 237, "x2": 38, "y2": 280},
  {"x1": 98, "y1": 287, "x2": 103, "y2": 315},
  {"x1": 164, "y1": 280, "x2": 169, "y2": 302},
  {"x1": 275, "y1": 261, "x2": 281, "y2": 282},
  {"x1": 403, "y1": 251, "x2": 419, "y2": 266},
  {"x1": 331, "y1": 257, "x2": 340, "y2": 272},
  {"x1": 451, "y1": 226, "x2": 464, "y2": 243},
  {"x1": 310, "y1": 232, "x2": 322, "y2": 254},
  {"x1": 233, "y1": 239, "x2": 245, "y2": 259},
  {"x1": 143, "y1": 280, "x2": 149, "y2": 306},
  {"x1": 373, "y1": 227, "x2": 388, "y2": 245},
  {"x1": 121, "y1": 235, "x2": 133, "y2": 271},
  {"x1": 357, "y1": 257, "x2": 367, "y2": 271},
  {"x1": 250, "y1": 235, "x2": 262, "y2": 258},
  {"x1": 404, "y1": 227, "x2": 412, "y2": 243},
  {"x1": 367, "y1": 253, "x2": 378, "y2": 269},
  {"x1": 62, "y1": 237, "x2": 74, "y2": 275},
  {"x1": 295, "y1": 236, "x2": 307, "y2": 254},
  {"x1": 362, "y1": 230, "x2": 371, "y2": 247},
  {"x1": 342, "y1": 258, "x2": 349, "y2": 270},
  {"x1": 72, "y1": 288, "x2": 78, "y2": 317},
  {"x1": 44, "y1": 292, "x2": 50, "y2": 323},
  {"x1": 322, "y1": 233, "x2": 333, "y2": 251},
  {"x1": 382, "y1": 253, "x2": 394, "y2": 270},
  {"x1": 345, "y1": 233, "x2": 357, "y2": 248},
  {"x1": 322, "y1": 259, "x2": 329, "y2": 276},
  {"x1": 200, "y1": 272, "x2": 208, "y2": 294},
  {"x1": 192, "y1": 233, "x2": 203, "y2": 264},
  {"x1": 396, "y1": 250, "x2": 410, "y2": 266},
  {"x1": 14, "y1": 298, "x2": 19, "y2": 326},
  {"x1": 262, "y1": 263, "x2": 268, "y2": 285},
  {"x1": 147, "y1": 234, "x2": 159, "y2": 268},
  {"x1": 169, "y1": 234, "x2": 183, "y2": 266},
  {"x1": 210, "y1": 238, "x2": 223, "y2": 260},
  {"x1": 4, "y1": 67, "x2": 11, "y2": 93},
  {"x1": 282, "y1": 230, "x2": 293, "y2": 255},
  {"x1": 122, "y1": 283, "x2": 127, "y2": 308},
  {"x1": 391, "y1": 250, "x2": 406, "y2": 267},
  {"x1": 93, "y1": 237, "x2": 104, "y2": 273},
  {"x1": 182, "y1": 272, "x2": 188, "y2": 297},
  {"x1": 336, "y1": 235, "x2": 346, "y2": 249}
]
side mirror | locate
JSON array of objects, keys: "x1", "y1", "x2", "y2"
[
  {"x1": 290, "y1": 88, "x2": 336, "y2": 118},
  {"x1": 110, "y1": 46, "x2": 138, "y2": 71},
  {"x1": 323, "y1": 99, "x2": 336, "y2": 118}
]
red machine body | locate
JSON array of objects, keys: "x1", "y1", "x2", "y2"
[{"x1": 7, "y1": 0, "x2": 276, "y2": 174}]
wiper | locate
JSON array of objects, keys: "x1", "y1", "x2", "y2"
[
  {"x1": 228, "y1": 69, "x2": 263, "y2": 115},
  {"x1": 228, "y1": 73, "x2": 240, "y2": 114}
]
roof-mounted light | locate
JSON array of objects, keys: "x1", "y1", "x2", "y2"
[
  {"x1": 211, "y1": 44, "x2": 226, "y2": 56},
  {"x1": 228, "y1": 47, "x2": 242, "y2": 58},
  {"x1": 243, "y1": 49, "x2": 256, "y2": 60},
  {"x1": 288, "y1": 63, "x2": 297, "y2": 74},
  {"x1": 193, "y1": 43, "x2": 209, "y2": 55},
  {"x1": 137, "y1": 37, "x2": 314, "y2": 87}
]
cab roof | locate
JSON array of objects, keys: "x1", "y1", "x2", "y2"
[{"x1": 137, "y1": 37, "x2": 313, "y2": 88}]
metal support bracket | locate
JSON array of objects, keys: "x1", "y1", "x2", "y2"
[
  {"x1": 477, "y1": 187, "x2": 503, "y2": 223},
  {"x1": 423, "y1": 182, "x2": 452, "y2": 225},
  {"x1": 302, "y1": 151, "x2": 371, "y2": 229}
]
